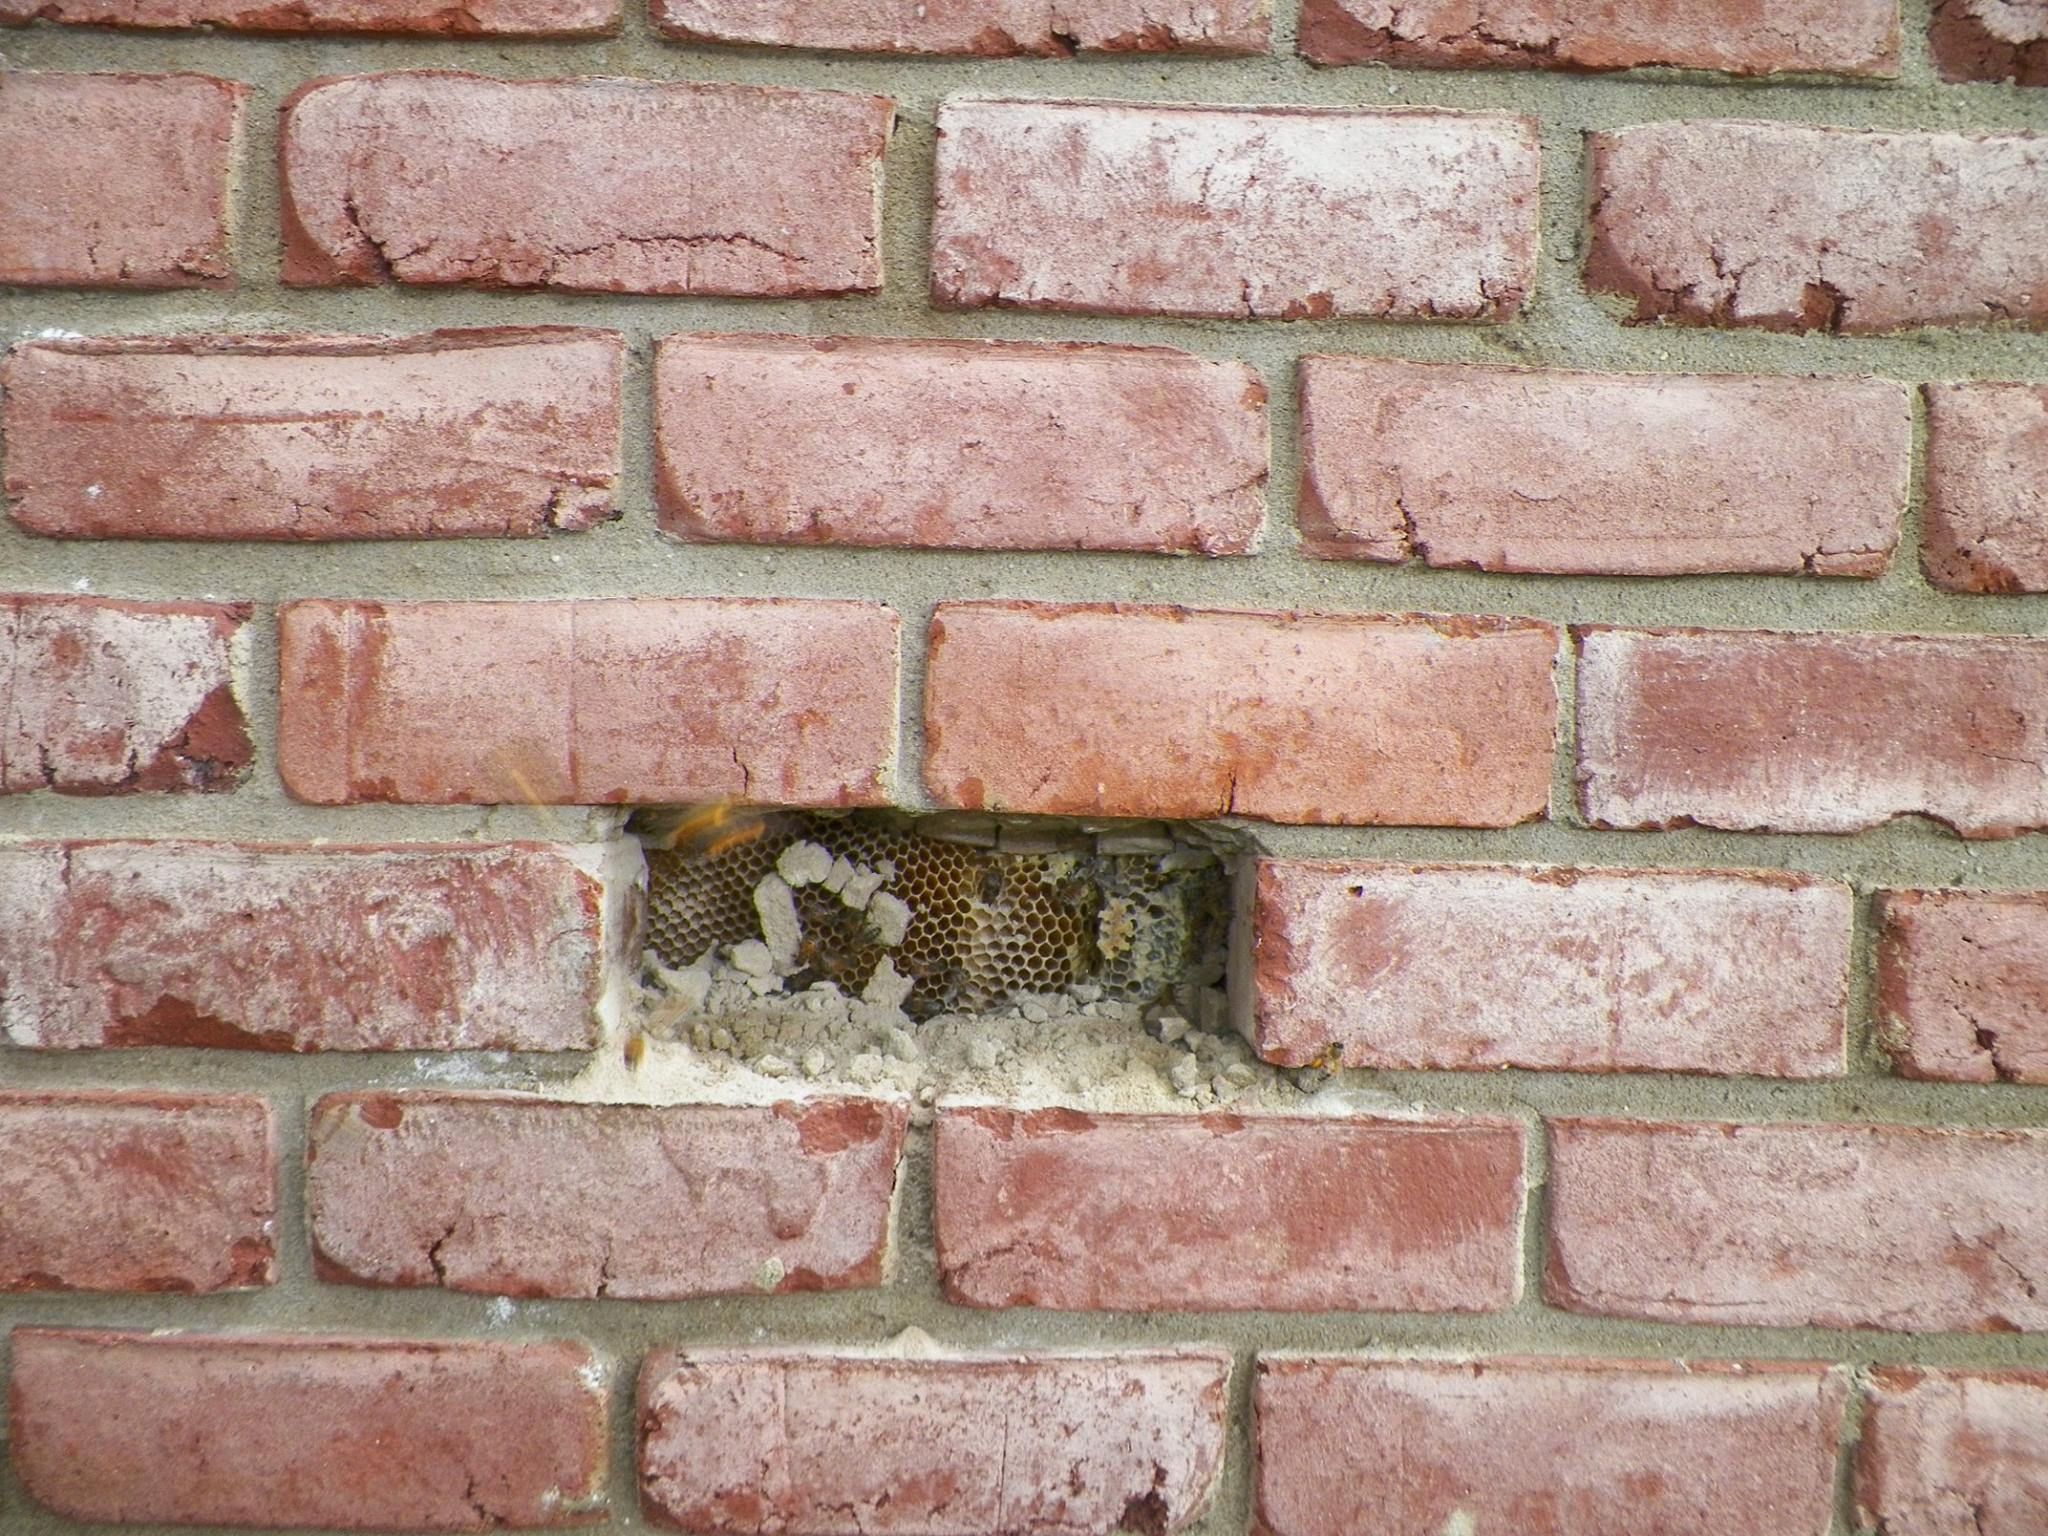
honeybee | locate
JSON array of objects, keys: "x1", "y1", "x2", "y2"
[{"x1": 628, "y1": 800, "x2": 777, "y2": 860}]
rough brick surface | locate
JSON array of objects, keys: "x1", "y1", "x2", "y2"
[
  {"x1": 1923, "y1": 382, "x2": 2048, "y2": 593},
  {"x1": 4, "y1": 330, "x2": 623, "y2": 541},
  {"x1": 932, "y1": 101, "x2": 1539, "y2": 320},
  {"x1": 0, "y1": 1092, "x2": 274, "y2": 1293},
  {"x1": 1587, "y1": 122, "x2": 2048, "y2": 334},
  {"x1": 1930, "y1": 0, "x2": 2048, "y2": 84},
  {"x1": 1256, "y1": 1357, "x2": 1846, "y2": 1536},
  {"x1": 1299, "y1": 0, "x2": 1897, "y2": 74},
  {"x1": 654, "y1": 334, "x2": 1269, "y2": 554},
  {"x1": 1297, "y1": 358, "x2": 1909, "y2": 575},
  {"x1": 935, "y1": 1106, "x2": 1524, "y2": 1311},
  {"x1": 639, "y1": 1350, "x2": 1230, "y2": 1535},
  {"x1": 1, "y1": 594, "x2": 252, "y2": 795},
  {"x1": 1545, "y1": 1118, "x2": 2048, "y2": 1332},
  {"x1": 1875, "y1": 890, "x2": 2048, "y2": 1085},
  {"x1": 281, "y1": 73, "x2": 892, "y2": 295},
  {"x1": 278, "y1": 598, "x2": 898, "y2": 806},
  {"x1": 0, "y1": 841, "x2": 625, "y2": 1051},
  {"x1": 925, "y1": 603, "x2": 1557, "y2": 826},
  {"x1": 0, "y1": 72, "x2": 241, "y2": 287},
  {"x1": 9, "y1": 1330, "x2": 608, "y2": 1529},
  {"x1": 309, "y1": 1094, "x2": 906, "y2": 1297},
  {"x1": 1856, "y1": 1368, "x2": 2048, "y2": 1536},
  {"x1": 1575, "y1": 627, "x2": 2048, "y2": 838},
  {"x1": 654, "y1": 0, "x2": 1270, "y2": 53},
  {"x1": 0, "y1": 0, "x2": 612, "y2": 30},
  {"x1": 1238, "y1": 861, "x2": 1850, "y2": 1076}
]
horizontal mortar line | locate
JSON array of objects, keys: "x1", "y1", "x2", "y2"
[{"x1": 6, "y1": 1289, "x2": 2048, "y2": 1372}]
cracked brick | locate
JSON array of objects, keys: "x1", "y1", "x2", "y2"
[
  {"x1": 1299, "y1": 358, "x2": 1909, "y2": 575},
  {"x1": 0, "y1": 0, "x2": 613, "y2": 30},
  {"x1": 1587, "y1": 122, "x2": 2048, "y2": 334},
  {"x1": 280, "y1": 73, "x2": 892, "y2": 295},
  {"x1": 931, "y1": 100, "x2": 1538, "y2": 320},
  {"x1": 276, "y1": 597, "x2": 899, "y2": 806},
  {"x1": 653, "y1": 0, "x2": 1269, "y2": 53},
  {"x1": 1300, "y1": 0, "x2": 1897, "y2": 74},
  {"x1": 1876, "y1": 890, "x2": 2048, "y2": 1085},
  {"x1": 1923, "y1": 382, "x2": 2048, "y2": 594},
  {"x1": 655, "y1": 334, "x2": 1268, "y2": 554},
  {"x1": 0, "y1": 71, "x2": 242, "y2": 287},
  {"x1": 4, "y1": 330, "x2": 622, "y2": 541},
  {"x1": 1546, "y1": 1119, "x2": 2048, "y2": 1331},
  {"x1": 1856, "y1": 1367, "x2": 2048, "y2": 1536},
  {"x1": 1930, "y1": 0, "x2": 2048, "y2": 83}
]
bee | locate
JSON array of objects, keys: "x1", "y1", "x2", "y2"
[
  {"x1": 628, "y1": 800, "x2": 777, "y2": 860},
  {"x1": 622, "y1": 1030, "x2": 648, "y2": 1069}
]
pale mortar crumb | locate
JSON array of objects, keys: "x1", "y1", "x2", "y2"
[
  {"x1": 861, "y1": 956, "x2": 914, "y2": 1010},
  {"x1": 729, "y1": 939, "x2": 775, "y2": 978},
  {"x1": 840, "y1": 864, "x2": 886, "y2": 910},
  {"x1": 822, "y1": 855, "x2": 854, "y2": 894},
  {"x1": 776, "y1": 839, "x2": 834, "y2": 888},
  {"x1": 866, "y1": 891, "x2": 912, "y2": 947},
  {"x1": 752, "y1": 873, "x2": 801, "y2": 968}
]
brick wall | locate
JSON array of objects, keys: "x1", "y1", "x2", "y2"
[{"x1": 3, "y1": 0, "x2": 2047, "y2": 1532}]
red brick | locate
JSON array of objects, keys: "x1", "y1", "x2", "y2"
[
  {"x1": 4, "y1": 330, "x2": 622, "y2": 541},
  {"x1": 1, "y1": 594, "x2": 251, "y2": 795},
  {"x1": 925, "y1": 603, "x2": 1556, "y2": 826},
  {"x1": 9, "y1": 1330, "x2": 608, "y2": 1529},
  {"x1": 1931, "y1": 0, "x2": 2048, "y2": 84},
  {"x1": 0, "y1": 0, "x2": 610, "y2": 28},
  {"x1": 654, "y1": 334, "x2": 1269, "y2": 555},
  {"x1": 654, "y1": 0, "x2": 1269, "y2": 53},
  {"x1": 1587, "y1": 122, "x2": 2048, "y2": 334},
  {"x1": 1545, "y1": 1118, "x2": 2048, "y2": 1332},
  {"x1": 1575, "y1": 627, "x2": 2048, "y2": 838},
  {"x1": 280, "y1": 73, "x2": 892, "y2": 295},
  {"x1": 935, "y1": 1106, "x2": 1524, "y2": 1312},
  {"x1": 1875, "y1": 890, "x2": 2048, "y2": 1085},
  {"x1": 1256, "y1": 1357, "x2": 1845, "y2": 1536},
  {"x1": 932, "y1": 101, "x2": 1538, "y2": 320},
  {"x1": 309, "y1": 1094, "x2": 906, "y2": 1297},
  {"x1": 277, "y1": 598, "x2": 898, "y2": 806},
  {"x1": 1237, "y1": 861, "x2": 1850, "y2": 1076},
  {"x1": 1298, "y1": 358, "x2": 1909, "y2": 575},
  {"x1": 1923, "y1": 382, "x2": 2048, "y2": 593},
  {"x1": 0, "y1": 1092, "x2": 273, "y2": 1293},
  {"x1": 0, "y1": 72, "x2": 241, "y2": 287},
  {"x1": 1856, "y1": 1367, "x2": 2048, "y2": 1536},
  {"x1": 0, "y1": 840, "x2": 629, "y2": 1052},
  {"x1": 639, "y1": 1349, "x2": 1230, "y2": 1535},
  {"x1": 1300, "y1": 0, "x2": 1897, "y2": 74}
]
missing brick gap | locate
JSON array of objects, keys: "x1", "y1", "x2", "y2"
[{"x1": 562, "y1": 807, "x2": 1349, "y2": 1114}]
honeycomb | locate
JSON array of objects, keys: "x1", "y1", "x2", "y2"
[{"x1": 640, "y1": 811, "x2": 1227, "y2": 1017}]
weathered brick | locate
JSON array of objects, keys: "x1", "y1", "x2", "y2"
[
  {"x1": 277, "y1": 598, "x2": 898, "y2": 806},
  {"x1": 0, "y1": 841, "x2": 630, "y2": 1051},
  {"x1": 1300, "y1": 0, "x2": 1897, "y2": 74},
  {"x1": 935, "y1": 1106, "x2": 1524, "y2": 1311},
  {"x1": 932, "y1": 101, "x2": 1538, "y2": 320},
  {"x1": 309, "y1": 1094, "x2": 906, "y2": 1297},
  {"x1": 1930, "y1": 0, "x2": 2048, "y2": 84},
  {"x1": 9, "y1": 1330, "x2": 608, "y2": 1529},
  {"x1": 639, "y1": 1350, "x2": 1230, "y2": 1535},
  {"x1": 654, "y1": 334, "x2": 1268, "y2": 554},
  {"x1": 1856, "y1": 1368, "x2": 2048, "y2": 1536},
  {"x1": 1256, "y1": 1357, "x2": 1846, "y2": 1536},
  {"x1": 1, "y1": 594, "x2": 251, "y2": 795},
  {"x1": 4, "y1": 330, "x2": 622, "y2": 541},
  {"x1": 0, "y1": 0, "x2": 612, "y2": 30},
  {"x1": 1875, "y1": 889, "x2": 2048, "y2": 1085},
  {"x1": 1575, "y1": 627, "x2": 2048, "y2": 838},
  {"x1": 654, "y1": 0, "x2": 1270, "y2": 53},
  {"x1": 1545, "y1": 1118, "x2": 2048, "y2": 1332},
  {"x1": 1587, "y1": 122, "x2": 2048, "y2": 333},
  {"x1": 1923, "y1": 382, "x2": 2048, "y2": 593},
  {"x1": 0, "y1": 1092, "x2": 274, "y2": 1293},
  {"x1": 1238, "y1": 861, "x2": 1850, "y2": 1076},
  {"x1": 925, "y1": 603, "x2": 1557, "y2": 826},
  {"x1": 0, "y1": 71, "x2": 241, "y2": 287},
  {"x1": 1298, "y1": 358, "x2": 1909, "y2": 575},
  {"x1": 281, "y1": 73, "x2": 892, "y2": 295}
]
